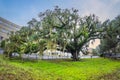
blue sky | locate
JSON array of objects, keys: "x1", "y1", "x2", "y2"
[{"x1": 0, "y1": 0, "x2": 120, "y2": 26}]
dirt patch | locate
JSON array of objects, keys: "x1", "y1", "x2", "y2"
[{"x1": 98, "y1": 70, "x2": 120, "y2": 80}]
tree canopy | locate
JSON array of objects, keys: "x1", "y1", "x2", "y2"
[
  {"x1": 99, "y1": 15, "x2": 120, "y2": 54},
  {"x1": 1, "y1": 6, "x2": 120, "y2": 61}
]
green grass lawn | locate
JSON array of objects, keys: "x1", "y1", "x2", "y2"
[{"x1": 1, "y1": 55, "x2": 120, "y2": 80}]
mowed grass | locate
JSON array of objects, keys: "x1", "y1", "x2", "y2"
[{"x1": 1, "y1": 55, "x2": 120, "y2": 80}]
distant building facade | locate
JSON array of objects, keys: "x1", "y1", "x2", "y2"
[{"x1": 0, "y1": 17, "x2": 21, "y2": 40}]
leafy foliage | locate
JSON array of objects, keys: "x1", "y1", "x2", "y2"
[
  {"x1": 1, "y1": 6, "x2": 120, "y2": 60},
  {"x1": 99, "y1": 15, "x2": 120, "y2": 54}
]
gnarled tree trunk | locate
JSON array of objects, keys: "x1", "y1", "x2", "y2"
[{"x1": 72, "y1": 51, "x2": 79, "y2": 61}]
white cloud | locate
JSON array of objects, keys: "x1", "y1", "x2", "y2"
[
  {"x1": 71, "y1": 0, "x2": 120, "y2": 22},
  {"x1": 12, "y1": 0, "x2": 120, "y2": 26},
  {"x1": 81, "y1": 0, "x2": 112, "y2": 21}
]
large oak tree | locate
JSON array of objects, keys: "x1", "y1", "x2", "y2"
[{"x1": 38, "y1": 6, "x2": 102, "y2": 61}]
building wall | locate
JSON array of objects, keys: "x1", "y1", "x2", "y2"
[
  {"x1": 0, "y1": 17, "x2": 21, "y2": 40},
  {"x1": 89, "y1": 39, "x2": 100, "y2": 49}
]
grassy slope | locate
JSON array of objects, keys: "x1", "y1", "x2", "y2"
[
  {"x1": 0, "y1": 56, "x2": 40, "y2": 80},
  {"x1": 0, "y1": 55, "x2": 120, "y2": 80}
]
